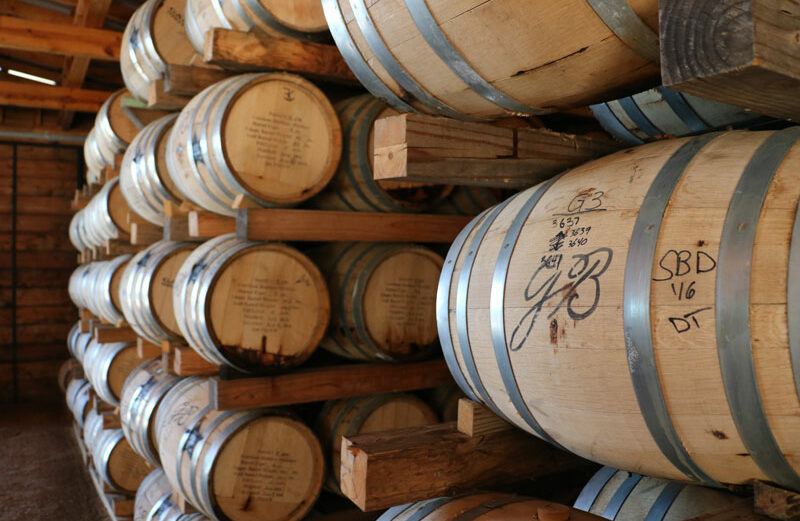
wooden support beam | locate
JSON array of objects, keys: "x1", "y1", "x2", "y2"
[
  {"x1": 373, "y1": 114, "x2": 620, "y2": 187},
  {"x1": 190, "y1": 208, "x2": 472, "y2": 243},
  {"x1": 0, "y1": 15, "x2": 121, "y2": 61},
  {"x1": 101, "y1": 409, "x2": 120, "y2": 429},
  {"x1": 147, "y1": 79, "x2": 190, "y2": 110},
  {"x1": 660, "y1": 0, "x2": 800, "y2": 122},
  {"x1": 754, "y1": 481, "x2": 800, "y2": 520},
  {"x1": 456, "y1": 398, "x2": 514, "y2": 437},
  {"x1": 0, "y1": 80, "x2": 109, "y2": 111},
  {"x1": 172, "y1": 345, "x2": 218, "y2": 376},
  {"x1": 204, "y1": 28, "x2": 358, "y2": 83},
  {"x1": 340, "y1": 420, "x2": 584, "y2": 511},
  {"x1": 164, "y1": 64, "x2": 232, "y2": 97},
  {"x1": 211, "y1": 359, "x2": 453, "y2": 410},
  {"x1": 136, "y1": 337, "x2": 162, "y2": 359},
  {"x1": 93, "y1": 324, "x2": 136, "y2": 344},
  {"x1": 104, "y1": 238, "x2": 138, "y2": 257}
]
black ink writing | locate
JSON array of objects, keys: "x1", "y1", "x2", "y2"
[
  {"x1": 669, "y1": 307, "x2": 712, "y2": 333},
  {"x1": 553, "y1": 189, "x2": 607, "y2": 216},
  {"x1": 653, "y1": 249, "x2": 717, "y2": 282}
]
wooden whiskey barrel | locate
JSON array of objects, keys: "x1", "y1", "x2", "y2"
[
  {"x1": 84, "y1": 127, "x2": 107, "y2": 184},
  {"x1": 312, "y1": 95, "x2": 452, "y2": 212},
  {"x1": 69, "y1": 210, "x2": 91, "y2": 252},
  {"x1": 69, "y1": 262, "x2": 101, "y2": 310},
  {"x1": 58, "y1": 359, "x2": 84, "y2": 393},
  {"x1": 438, "y1": 128, "x2": 800, "y2": 489},
  {"x1": 71, "y1": 330, "x2": 93, "y2": 364},
  {"x1": 93, "y1": 255, "x2": 133, "y2": 325},
  {"x1": 165, "y1": 73, "x2": 341, "y2": 216},
  {"x1": 66, "y1": 378, "x2": 92, "y2": 426},
  {"x1": 95, "y1": 89, "x2": 141, "y2": 162},
  {"x1": 172, "y1": 234, "x2": 329, "y2": 372},
  {"x1": 119, "y1": 240, "x2": 195, "y2": 345},
  {"x1": 83, "y1": 178, "x2": 133, "y2": 247},
  {"x1": 90, "y1": 428, "x2": 153, "y2": 493},
  {"x1": 592, "y1": 86, "x2": 767, "y2": 146},
  {"x1": 121, "y1": 0, "x2": 199, "y2": 101},
  {"x1": 120, "y1": 114, "x2": 185, "y2": 226},
  {"x1": 67, "y1": 321, "x2": 82, "y2": 358},
  {"x1": 574, "y1": 467, "x2": 750, "y2": 521},
  {"x1": 120, "y1": 358, "x2": 180, "y2": 466},
  {"x1": 317, "y1": 393, "x2": 437, "y2": 492},
  {"x1": 83, "y1": 339, "x2": 140, "y2": 406},
  {"x1": 155, "y1": 376, "x2": 324, "y2": 521},
  {"x1": 378, "y1": 493, "x2": 604, "y2": 521},
  {"x1": 314, "y1": 242, "x2": 442, "y2": 362},
  {"x1": 135, "y1": 468, "x2": 173, "y2": 521},
  {"x1": 322, "y1": 0, "x2": 659, "y2": 119},
  {"x1": 83, "y1": 408, "x2": 104, "y2": 449},
  {"x1": 184, "y1": 0, "x2": 328, "y2": 55}
]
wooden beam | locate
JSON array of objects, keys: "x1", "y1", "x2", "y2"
[
  {"x1": 164, "y1": 63, "x2": 232, "y2": 97},
  {"x1": 339, "y1": 421, "x2": 585, "y2": 511},
  {"x1": 374, "y1": 113, "x2": 620, "y2": 187},
  {"x1": 0, "y1": 124, "x2": 87, "y2": 144},
  {"x1": 754, "y1": 481, "x2": 800, "y2": 521},
  {"x1": 172, "y1": 345, "x2": 219, "y2": 376},
  {"x1": 93, "y1": 324, "x2": 136, "y2": 343},
  {"x1": 210, "y1": 359, "x2": 453, "y2": 410},
  {"x1": 660, "y1": 0, "x2": 800, "y2": 122},
  {"x1": 0, "y1": 0, "x2": 73, "y2": 25},
  {"x1": 59, "y1": 0, "x2": 114, "y2": 128},
  {"x1": 204, "y1": 28, "x2": 358, "y2": 83},
  {"x1": 0, "y1": 15, "x2": 120, "y2": 60},
  {"x1": 0, "y1": 80, "x2": 109, "y2": 111}
]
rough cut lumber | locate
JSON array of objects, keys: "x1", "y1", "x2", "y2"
[
  {"x1": 456, "y1": 399, "x2": 514, "y2": 437},
  {"x1": 190, "y1": 208, "x2": 472, "y2": 243},
  {"x1": 147, "y1": 80, "x2": 189, "y2": 110},
  {"x1": 164, "y1": 64, "x2": 232, "y2": 97},
  {"x1": 129, "y1": 215, "x2": 161, "y2": 246},
  {"x1": 172, "y1": 345, "x2": 218, "y2": 376},
  {"x1": 93, "y1": 324, "x2": 136, "y2": 343},
  {"x1": 210, "y1": 359, "x2": 453, "y2": 410},
  {"x1": 0, "y1": 15, "x2": 121, "y2": 60},
  {"x1": 203, "y1": 28, "x2": 357, "y2": 82},
  {"x1": 754, "y1": 481, "x2": 800, "y2": 521},
  {"x1": 373, "y1": 113, "x2": 620, "y2": 187},
  {"x1": 136, "y1": 337, "x2": 161, "y2": 360},
  {"x1": 101, "y1": 410, "x2": 121, "y2": 429},
  {"x1": 339, "y1": 422, "x2": 584, "y2": 511},
  {"x1": 0, "y1": 80, "x2": 109, "y2": 112},
  {"x1": 660, "y1": 0, "x2": 800, "y2": 121}
]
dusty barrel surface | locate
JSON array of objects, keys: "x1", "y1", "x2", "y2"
[
  {"x1": 323, "y1": 0, "x2": 660, "y2": 119},
  {"x1": 83, "y1": 339, "x2": 141, "y2": 406},
  {"x1": 120, "y1": 240, "x2": 195, "y2": 345},
  {"x1": 377, "y1": 493, "x2": 605, "y2": 521},
  {"x1": 120, "y1": 358, "x2": 180, "y2": 466},
  {"x1": 438, "y1": 128, "x2": 800, "y2": 489},
  {"x1": 135, "y1": 468, "x2": 173, "y2": 521},
  {"x1": 166, "y1": 73, "x2": 341, "y2": 216},
  {"x1": 120, "y1": 114, "x2": 185, "y2": 225},
  {"x1": 314, "y1": 242, "x2": 443, "y2": 362},
  {"x1": 312, "y1": 95, "x2": 452, "y2": 212},
  {"x1": 121, "y1": 0, "x2": 199, "y2": 101},
  {"x1": 574, "y1": 467, "x2": 751, "y2": 521},
  {"x1": 90, "y1": 427, "x2": 153, "y2": 493},
  {"x1": 591, "y1": 86, "x2": 768, "y2": 146},
  {"x1": 316, "y1": 393, "x2": 437, "y2": 492},
  {"x1": 172, "y1": 234, "x2": 329, "y2": 373},
  {"x1": 155, "y1": 377, "x2": 325, "y2": 521},
  {"x1": 184, "y1": 0, "x2": 328, "y2": 54}
]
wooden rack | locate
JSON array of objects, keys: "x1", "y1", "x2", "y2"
[{"x1": 92, "y1": 324, "x2": 136, "y2": 344}]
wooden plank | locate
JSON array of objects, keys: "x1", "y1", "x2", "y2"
[
  {"x1": 456, "y1": 399, "x2": 514, "y2": 437},
  {"x1": 164, "y1": 64, "x2": 232, "y2": 97},
  {"x1": 660, "y1": 0, "x2": 800, "y2": 122},
  {"x1": 101, "y1": 409, "x2": 121, "y2": 429},
  {"x1": 754, "y1": 481, "x2": 800, "y2": 521},
  {"x1": 339, "y1": 422, "x2": 584, "y2": 511},
  {"x1": 190, "y1": 209, "x2": 472, "y2": 243},
  {"x1": 163, "y1": 214, "x2": 193, "y2": 241},
  {"x1": 147, "y1": 79, "x2": 190, "y2": 110},
  {"x1": 211, "y1": 359, "x2": 453, "y2": 410},
  {"x1": 373, "y1": 113, "x2": 619, "y2": 187},
  {"x1": 0, "y1": 15, "x2": 121, "y2": 60},
  {"x1": 204, "y1": 28, "x2": 357, "y2": 82},
  {"x1": 173, "y1": 345, "x2": 218, "y2": 376},
  {"x1": 136, "y1": 337, "x2": 161, "y2": 359},
  {"x1": 0, "y1": 80, "x2": 109, "y2": 112},
  {"x1": 93, "y1": 325, "x2": 136, "y2": 343},
  {"x1": 130, "y1": 220, "x2": 162, "y2": 246}
]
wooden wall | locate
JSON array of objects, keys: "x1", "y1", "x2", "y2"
[{"x1": 0, "y1": 143, "x2": 80, "y2": 403}]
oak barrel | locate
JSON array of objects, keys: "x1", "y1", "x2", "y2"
[
  {"x1": 184, "y1": 0, "x2": 328, "y2": 55},
  {"x1": 312, "y1": 95, "x2": 452, "y2": 212},
  {"x1": 121, "y1": 0, "x2": 199, "y2": 101},
  {"x1": 69, "y1": 210, "x2": 90, "y2": 251},
  {"x1": 155, "y1": 376, "x2": 324, "y2": 521},
  {"x1": 120, "y1": 240, "x2": 195, "y2": 345},
  {"x1": 314, "y1": 242, "x2": 443, "y2": 362},
  {"x1": 135, "y1": 468, "x2": 173, "y2": 521},
  {"x1": 90, "y1": 427, "x2": 153, "y2": 493},
  {"x1": 69, "y1": 262, "x2": 102, "y2": 311},
  {"x1": 377, "y1": 493, "x2": 604, "y2": 521},
  {"x1": 93, "y1": 255, "x2": 133, "y2": 325},
  {"x1": 323, "y1": 0, "x2": 659, "y2": 119},
  {"x1": 120, "y1": 358, "x2": 180, "y2": 466},
  {"x1": 317, "y1": 393, "x2": 437, "y2": 492},
  {"x1": 83, "y1": 339, "x2": 140, "y2": 406},
  {"x1": 120, "y1": 114, "x2": 185, "y2": 225},
  {"x1": 67, "y1": 321, "x2": 82, "y2": 359},
  {"x1": 66, "y1": 378, "x2": 92, "y2": 426},
  {"x1": 58, "y1": 359, "x2": 83, "y2": 393},
  {"x1": 592, "y1": 86, "x2": 767, "y2": 146},
  {"x1": 438, "y1": 129, "x2": 800, "y2": 489},
  {"x1": 82, "y1": 178, "x2": 133, "y2": 247},
  {"x1": 166, "y1": 73, "x2": 341, "y2": 215},
  {"x1": 574, "y1": 467, "x2": 751, "y2": 521},
  {"x1": 83, "y1": 408, "x2": 104, "y2": 449},
  {"x1": 172, "y1": 234, "x2": 329, "y2": 372}
]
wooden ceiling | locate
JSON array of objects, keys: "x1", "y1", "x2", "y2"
[{"x1": 0, "y1": 0, "x2": 136, "y2": 142}]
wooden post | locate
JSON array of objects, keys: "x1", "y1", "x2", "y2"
[{"x1": 660, "y1": 0, "x2": 800, "y2": 121}]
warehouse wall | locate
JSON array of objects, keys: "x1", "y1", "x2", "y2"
[{"x1": 0, "y1": 143, "x2": 81, "y2": 403}]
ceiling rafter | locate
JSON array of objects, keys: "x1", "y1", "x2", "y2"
[{"x1": 0, "y1": 15, "x2": 121, "y2": 61}]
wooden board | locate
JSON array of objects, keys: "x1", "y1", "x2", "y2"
[
  {"x1": 210, "y1": 359, "x2": 453, "y2": 410},
  {"x1": 0, "y1": 15, "x2": 121, "y2": 60}
]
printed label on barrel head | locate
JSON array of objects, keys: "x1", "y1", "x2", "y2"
[{"x1": 234, "y1": 450, "x2": 301, "y2": 501}]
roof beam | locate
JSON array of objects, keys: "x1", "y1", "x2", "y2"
[
  {"x1": 0, "y1": 80, "x2": 109, "y2": 111},
  {"x1": 0, "y1": 15, "x2": 120, "y2": 60},
  {"x1": 59, "y1": 0, "x2": 113, "y2": 128}
]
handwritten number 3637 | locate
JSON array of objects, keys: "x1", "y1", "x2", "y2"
[{"x1": 509, "y1": 248, "x2": 613, "y2": 352}]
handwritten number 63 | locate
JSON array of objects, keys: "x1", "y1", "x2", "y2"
[{"x1": 509, "y1": 248, "x2": 613, "y2": 352}]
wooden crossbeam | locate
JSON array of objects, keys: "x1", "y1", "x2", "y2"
[
  {"x1": 0, "y1": 15, "x2": 121, "y2": 61},
  {"x1": 0, "y1": 80, "x2": 110, "y2": 111}
]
